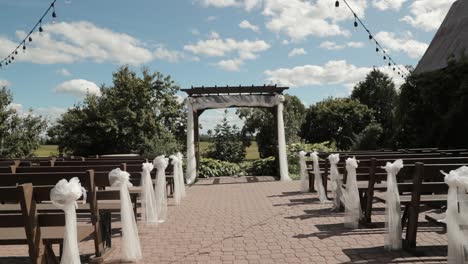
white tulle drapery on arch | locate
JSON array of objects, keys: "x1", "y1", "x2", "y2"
[
  {"x1": 140, "y1": 162, "x2": 158, "y2": 224},
  {"x1": 382, "y1": 159, "x2": 404, "y2": 251},
  {"x1": 298, "y1": 151, "x2": 309, "y2": 192},
  {"x1": 310, "y1": 151, "x2": 329, "y2": 203},
  {"x1": 109, "y1": 168, "x2": 142, "y2": 262},
  {"x1": 153, "y1": 155, "x2": 169, "y2": 223},
  {"x1": 342, "y1": 157, "x2": 361, "y2": 228},
  {"x1": 50, "y1": 177, "x2": 87, "y2": 264},
  {"x1": 441, "y1": 166, "x2": 468, "y2": 263},
  {"x1": 185, "y1": 94, "x2": 290, "y2": 183}
]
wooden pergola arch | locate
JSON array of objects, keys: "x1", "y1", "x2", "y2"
[{"x1": 181, "y1": 85, "x2": 291, "y2": 184}]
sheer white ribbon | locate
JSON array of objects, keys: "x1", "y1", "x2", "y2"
[
  {"x1": 342, "y1": 157, "x2": 361, "y2": 228},
  {"x1": 186, "y1": 98, "x2": 197, "y2": 185},
  {"x1": 170, "y1": 155, "x2": 183, "y2": 205},
  {"x1": 109, "y1": 168, "x2": 142, "y2": 262},
  {"x1": 50, "y1": 177, "x2": 87, "y2": 264},
  {"x1": 140, "y1": 162, "x2": 158, "y2": 224},
  {"x1": 176, "y1": 152, "x2": 186, "y2": 198},
  {"x1": 328, "y1": 154, "x2": 343, "y2": 211},
  {"x1": 299, "y1": 151, "x2": 309, "y2": 192},
  {"x1": 441, "y1": 166, "x2": 468, "y2": 263},
  {"x1": 310, "y1": 151, "x2": 330, "y2": 203},
  {"x1": 382, "y1": 159, "x2": 404, "y2": 250},
  {"x1": 153, "y1": 156, "x2": 169, "y2": 223}
]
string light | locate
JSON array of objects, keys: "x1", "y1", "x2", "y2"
[
  {"x1": 334, "y1": 0, "x2": 409, "y2": 79},
  {"x1": 0, "y1": 0, "x2": 58, "y2": 70}
]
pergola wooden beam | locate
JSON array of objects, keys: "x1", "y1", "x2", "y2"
[{"x1": 181, "y1": 85, "x2": 288, "y2": 97}]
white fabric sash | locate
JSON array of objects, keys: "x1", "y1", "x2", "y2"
[
  {"x1": 328, "y1": 154, "x2": 343, "y2": 211},
  {"x1": 441, "y1": 166, "x2": 468, "y2": 263},
  {"x1": 176, "y1": 152, "x2": 186, "y2": 198},
  {"x1": 299, "y1": 151, "x2": 309, "y2": 192},
  {"x1": 342, "y1": 157, "x2": 361, "y2": 228},
  {"x1": 170, "y1": 155, "x2": 183, "y2": 205},
  {"x1": 140, "y1": 162, "x2": 158, "y2": 224},
  {"x1": 153, "y1": 156, "x2": 169, "y2": 223},
  {"x1": 382, "y1": 159, "x2": 404, "y2": 250},
  {"x1": 50, "y1": 177, "x2": 87, "y2": 264},
  {"x1": 310, "y1": 151, "x2": 329, "y2": 203},
  {"x1": 109, "y1": 168, "x2": 142, "y2": 262}
]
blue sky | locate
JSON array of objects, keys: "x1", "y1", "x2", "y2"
[{"x1": 0, "y1": 0, "x2": 456, "y2": 132}]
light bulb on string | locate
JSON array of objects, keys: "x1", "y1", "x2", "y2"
[
  {"x1": 23, "y1": 44, "x2": 26, "y2": 53},
  {"x1": 29, "y1": 36, "x2": 33, "y2": 42},
  {"x1": 383, "y1": 55, "x2": 386, "y2": 60},
  {"x1": 388, "y1": 62, "x2": 391, "y2": 67},
  {"x1": 376, "y1": 46, "x2": 379, "y2": 52},
  {"x1": 51, "y1": 3, "x2": 57, "y2": 23},
  {"x1": 335, "y1": 0, "x2": 340, "y2": 7},
  {"x1": 39, "y1": 20, "x2": 43, "y2": 35},
  {"x1": 354, "y1": 15, "x2": 358, "y2": 28}
]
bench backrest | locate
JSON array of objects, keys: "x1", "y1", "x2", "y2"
[{"x1": 45, "y1": 160, "x2": 146, "y2": 167}]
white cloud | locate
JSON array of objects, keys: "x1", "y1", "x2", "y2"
[
  {"x1": 239, "y1": 20, "x2": 260, "y2": 33},
  {"x1": 191, "y1": 28, "x2": 201, "y2": 36},
  {"x1": 216, "y1": 59, "x2": 244, "y2": 71},
  {"x1": 320, "y1": 41, "x2": 365, "y2": 50},
  {"x1": 184, "y1": 38, "x2": 270, "y2": 59},
  {"x1": 401, "y1": 0, "x2": 455, "y2": 31},
  {"x1": 0, "y1": 21, "x2": 154, "y2": 66},
  {"x1": 56, "y1": 68, "x2": 72, "y2": 76},
  {"x1": 198, "y1": 0, "x2": 262, "y2": 11},
  {"x1": 34, "y1": 106, "x2": 67, "y2": 123},
  {"x1": 262, "y1": 0, "x2": 367, "y2": 41},
  {"x1": 184, "y1": 37, "x2": 270, "y2": 71},
  {"x1": 8, "y1": 103, "x2": 23, "y2": 112},
  {"x1": 288, "y1": 48, "x2": 307, "y2": 57},
  {"x1": 348, "y1": 41, "x2": 365, "y2": 48},
  {"x1": 153, "y1": 46, "x2": 199, "y2": 63},
  {"x1": 207, "y1": 16, "x2": 217, "y2": 21},
  {"x1": 372, "y1": 0, "x2": 406, "y2": 10},
  {"x1": 264, "y1": 60, "x2": 406, "y2": 89},
  {"x1": 208, "y1": 31, "x2": 220, "y2": 38},
  {"x1": 54, "y1": 79, "x2": 101, "y2": 98},
  {"x1": 0, "y1": 79, "x2": 11, "y2": 87},
  {"x1": 320, "y1": 41, "x2": 345, "y2": 50},
  {"x1": 281, "y1": 40, "x2": 290, "y2": 45},
  {"x1": 375, "y1": 31, "x2": 428, "y2": 59}
]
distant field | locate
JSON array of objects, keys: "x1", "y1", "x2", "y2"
[
  {"x1": 34, "y1": 145, "x2": 59, "y2": 157},
  {"x1": 200, "y1": 141, "x2": 260, "y2": 160},
  {"x1": 35, "y1": 143, "x2": 260, "y2": 160}
]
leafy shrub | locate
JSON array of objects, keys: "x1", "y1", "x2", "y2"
[
  {"x1": 199, "y1": 158, "x2": 242, "y2": 177},
  {"x1": 247, "y1": 157, "x2": 277, "y2": 176},
  {"x1": 351, "y1": 123, "x2": 383, "y2": 150}
]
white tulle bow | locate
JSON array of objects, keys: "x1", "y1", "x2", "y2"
[
  {"x1": 382, "y1": 159, "x2": 404, "y2": 250},
  {"x1": 109, "y1": 168, "x2": 142, "y2": 262},
  {"x1": 170, "y1": 155, "x2": 183, "y2": 205},
  {"x1": 342, "y1": 157, "x2": 361, "y2": 228},
  {"x1": 50, "y1": 177, "x2": 86, "y2": 264},
  {"x1": 310, "y1": 151, "x2": 329, "y2": 203},
  {"x1": 153, "y1": 156, "x2": 169, "y2": 223},
  {"x1": 140, "y1": 162, "x2": 158, "y2": 224},
  {"x1": 441, "y1": 166, "x2": 468, "y2": 263},
  {"x1": 299, "y1": 151, "x2": 309, "y2": 192},
  {"x1": 328, "y1": 154, "x2": 343, "y2": 210}
]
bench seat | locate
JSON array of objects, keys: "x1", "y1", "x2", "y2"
[{"x1": 0, "y1": 225, "x2": 94, "y2": 245}]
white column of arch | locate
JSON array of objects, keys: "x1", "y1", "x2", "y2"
[{"x1": 276, "y1": 95, "x2": 291, "y2": 181}]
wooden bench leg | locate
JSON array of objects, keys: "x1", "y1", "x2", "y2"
[
  {"x1": 404, "y1": 204, "x2": 419, "y2": 249},
  {"x1": 309, "y1": 172, "x2": 315, "y2": 193},
  {"x1": 100, "y1": 211, "x2": 112, "y2": 249}
]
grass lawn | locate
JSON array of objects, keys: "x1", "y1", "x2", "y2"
[
  {"x1": 34, "y1": 145, "x2": 59, "y2": 157},
  {"x1": 200, "y1": 141, "x2": 260, "y2": 160}
]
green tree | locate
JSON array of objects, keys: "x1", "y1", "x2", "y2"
[
  {"x1": 394, "y1": 59, "x2": 468, "y2": 148},
  {"x1": 206, "y1": 110, "x2": 245, "y2": 163},
  {"x1": 0, "y1": 88, "x2": 47, "y2": 157},
  {"x1": 237, "y1": 94, "x2": 306, "y2": 158},
  {"x1": 351, "y1": 69, "x2": 397, "y2": 146},
  {"x1": 48, "y1": 66, "x2": 186, "y2": 156},
  {"x1": 300, "y1": 97, "x2": 375, "y2": 150}
]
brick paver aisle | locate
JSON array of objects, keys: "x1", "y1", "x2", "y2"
[{"x1": 0, "y1": 177, "x2": 448, "y2": 263}]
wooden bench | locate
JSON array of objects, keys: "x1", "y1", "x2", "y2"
[{"x1": 0, "y1": 171, "x2": 111, "y2": 262}]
